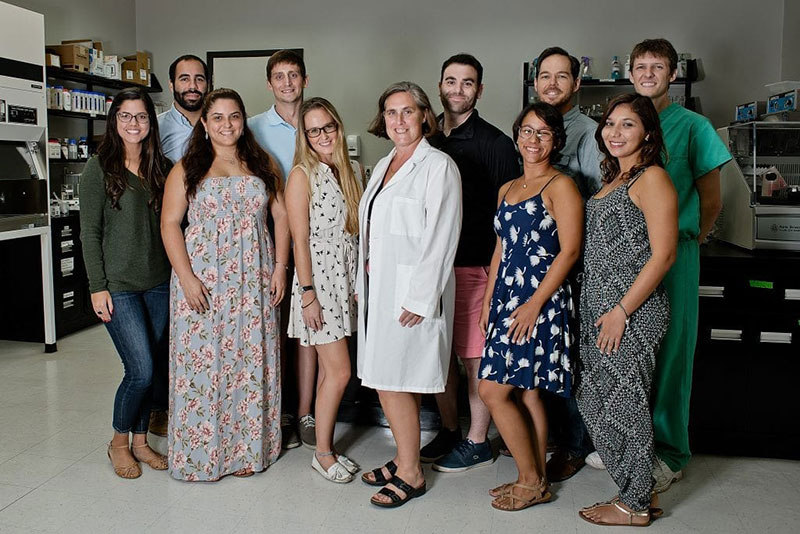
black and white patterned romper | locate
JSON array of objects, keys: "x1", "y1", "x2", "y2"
[{"x1": 575, "y1": 167, "x2": 670, "y2": 511}]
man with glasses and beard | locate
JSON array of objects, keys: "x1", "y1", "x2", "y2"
[
  {"x1": 533, "y1": 46, "x2": 602, "y2": 483},
  {"x1": 157, "y1": 54, "x2": 209, "y2": 163},
  {"x1": 422, "y1": 53, "x2": 519, "y2": 473}
]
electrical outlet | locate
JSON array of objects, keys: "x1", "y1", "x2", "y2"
[{"x1": 364, "y1": 165, "x2": 373, "y2": 179}]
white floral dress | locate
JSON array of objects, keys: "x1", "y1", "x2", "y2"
[
  {"x1": 168, "y1": 175, "x2": 281, "y2": 481},
  {"x1": 288, "y1": 163, "x2": 358, "y2": 346}
]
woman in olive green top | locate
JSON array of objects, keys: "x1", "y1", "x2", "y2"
[{"x1": 80, "y1": 88, "x2": 172, "y2": 479}]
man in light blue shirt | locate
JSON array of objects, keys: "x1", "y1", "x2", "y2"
[
  {"x1": 157, "y1": 55, "x2": 208, "y2": 163},
  {"x1": 535, "y1": 47, "x2": 603, "y2": 198},
  {"x1": 248, "y1": 50, "x2": 308, "y2": 181}
]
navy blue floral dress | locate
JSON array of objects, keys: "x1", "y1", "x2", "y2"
[{"x1": 479, "y1": 179, "x2": 574, "y2": 396}]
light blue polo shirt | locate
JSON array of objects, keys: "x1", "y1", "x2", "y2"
[
  {"x1": 157, "y1": 104, "x2": 195, "y2": 163},
  {"x1": 248, "y1": 105, "x2": 297, "y2": 181}
]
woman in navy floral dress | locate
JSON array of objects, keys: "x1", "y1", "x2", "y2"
[{"x1": 478, "y1": 102, "x2": 583, "y2": 511}]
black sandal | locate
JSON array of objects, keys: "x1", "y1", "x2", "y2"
[
  {"x1": 361, "y1": 460, "x2": 397, "y2": 487},
  {"x1": 370, "y1": 475, "x2": 427, "y2": 508}
]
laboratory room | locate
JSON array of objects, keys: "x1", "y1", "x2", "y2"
[{"x1": 0, "y1": 0, "x2": 798, "y2": 531}]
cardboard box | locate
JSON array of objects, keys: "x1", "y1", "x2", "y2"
[
  {"x1": 45, "y1": 53, "x2": 60, "y2": 68},
  {"x1": 103, "y1": 56, "x2": 121, "y2": 80},
  {"x1": 121, "y1": 60, "x2": 149, "y2": 86},
  {"x1": 124, "y1": 51, "x2": 151, "y2": 73},
  {"x1": 61, "y1": 39, "x2": 102, "y2": 52},
  {"x1": 45, "y1": 44, "x2": 89, "y2": 72},
  {"x1": 89, "y1": 48, "x2": 104, "y2": 76}
]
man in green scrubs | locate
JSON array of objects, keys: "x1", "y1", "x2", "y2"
[{"x1": 630, "y1": 38, "x2": 731, "y2": 492}]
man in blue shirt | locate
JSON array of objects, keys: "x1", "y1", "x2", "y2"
[
  {"x1": 249, "y1": 50, "x2": 311, "y2": 451},
  {"x1": 533, "y1": 47, "x2": 601, "y2": 483},
  {"x1": 157, "y1": 55, "x2": 208, "y2": 163},
  {"x1": 249, "y1": 49, "x2": 308, "y2": 181}
]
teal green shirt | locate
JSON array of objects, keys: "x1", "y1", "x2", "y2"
[
  {"x1": 659, "y1": 103, "x2": 732, "y2": 240},
  {"x1": 79, "y1": 156, "x2": 171, "y2": 293}
]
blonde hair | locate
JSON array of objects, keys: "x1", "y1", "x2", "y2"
[{"x1": 293, "y1": 97, "x2": 362, "y2": 235}]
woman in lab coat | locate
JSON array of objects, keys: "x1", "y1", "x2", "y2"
[{"x1": 357, "y1": 81, "x2": 462, "y2": 508}]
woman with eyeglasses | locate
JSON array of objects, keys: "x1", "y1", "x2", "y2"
[
  {"x1": 284, "y1": 97, "x2": 362, "y2": 483},
  {"x1": 357, "y1": 82, "x2": 461, "y2": 508},
  {"x1": 161, "y1": 88, "x2": 290, "y2": 481},
  {"x1": 80, "y1": 87, "x2": 172, "y2": 479},
  {"x1": 477, "y1": 102, "x2": 583, "y2": 511}
]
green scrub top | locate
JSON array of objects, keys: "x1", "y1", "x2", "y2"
[{"x1": 659, "y1": 103, "x2": 732, "y2": 240}]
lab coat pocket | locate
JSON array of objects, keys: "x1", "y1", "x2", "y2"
[
  {"x1": 394, "y1": 264, "x2": 414, "y2": 320},
  {"x1": 390, "y1": 197, "x2": 424, "y2": 237}
]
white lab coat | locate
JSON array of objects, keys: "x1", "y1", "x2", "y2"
[{"x1": 356, "y1": 138, "x2": 462, "y2": 393}]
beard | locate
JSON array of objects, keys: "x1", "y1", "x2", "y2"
[
  {"x1": 538, "y1": 88, "x2": 571, "y2": 109},
  {"x1": 440, "y1": 92, "x2": 477, "y2": 115},
  {"x1": 174, "y1": 89, "x2": 204, "y2": 112}
]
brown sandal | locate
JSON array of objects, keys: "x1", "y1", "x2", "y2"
[
  {"x1": 107, "y1": 443, "x2": 141, "y2": 479},
  {"x1": 491, "y1": 482, "x2": 551, "y2": 511},
  {"x1": 579, "y1": 499, "x2": 654, "y2": 527},
  {"x1": 131, "y1": 444, "x2": 168, "y2": 470},
  {"x1": 489, "y1": 482, "x2": 515, "y2": 497},
  {"x1": 232, "y1": 468, "x2": 254, "y2": 478}
]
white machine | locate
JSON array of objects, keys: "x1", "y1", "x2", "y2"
[
  {"x1": 0, "y1": 1, "x2": 57, "y2": 351},
  {"x1": 717, "y1": 122, "x2": 800, "y2": 251}
]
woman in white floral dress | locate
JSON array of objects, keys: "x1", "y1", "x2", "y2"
[{"x1": 161, "y1": 88, "x2": 290, "y2": 481}]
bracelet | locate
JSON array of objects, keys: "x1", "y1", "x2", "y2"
[
  {"x1": 302, "y1": 296, "x2": 317, "y2": 309},
  {"x1": 300, "y1": 285, "x2": 314, "y2": 294},
  {"x1": 618, "y1": 302, "x2": 631, "y2": 327},
  {"x1": 275, "y1": 261, "x2": 290, "y2": 270}
]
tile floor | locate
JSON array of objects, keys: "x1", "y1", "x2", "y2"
[{"x1": 0, "y1": 325, "x2": 799, "y2": 533}]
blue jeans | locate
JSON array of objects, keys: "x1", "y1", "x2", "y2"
[{"x1": 105, "y1": 280, "x2": 169, "y2": 434}]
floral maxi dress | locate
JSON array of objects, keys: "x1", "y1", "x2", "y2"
[{"x1": 168, "y1": 175, "x2": 281, "y2": 481}]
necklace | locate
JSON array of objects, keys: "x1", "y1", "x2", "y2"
[{"x1": 220, "y1": 154, "x2": 239, "y2": 166}]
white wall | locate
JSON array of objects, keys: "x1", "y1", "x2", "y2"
[
  {"x1": 134, "y1": 0, "x2": 785, "y2": 166},
  {"x1": 781, "y1": 0, "x2": 800, "y2": 79},
  {"x1": 6, "y1": 0, "x2": 136, "y2": 56}
]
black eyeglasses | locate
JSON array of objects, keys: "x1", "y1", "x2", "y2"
[
  {"x1": 117, "y1": 112, "x2": 150, "y2": 124},
  {"x1": 305, "y1": 122, "x2": 338, "y2": 138}
]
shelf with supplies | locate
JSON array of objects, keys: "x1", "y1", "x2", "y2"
[
  {"x1": 46, "y1": 66, "x2": 162, "y2": 93},
  {"x1": 521, "y1": 58, "x2": 699, "y2": 112},
  {"x1": 47, "y1": 109, "x2": 107, "y2": 121}
]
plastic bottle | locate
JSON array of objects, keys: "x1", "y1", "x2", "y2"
[
  {"x1": 60, "y1": 138, "x2": 69, "y2": 159},
  {"x1": 105, "y1": 96, "x2": 113, "y2": 114},
  {"x1": 78, "y1": 137, "x2": 89, "y2": 160},
  {"x1": 68, "y1": 139, "x2": 78, "y2": 160},
  {"x1": 581, "y1": 57, "x2": 592, "y2": 80},
  {"x1": 611, "y1": 56, "x2": 621, "y2": 80},
  {"x1": 623, "y1": 55, "x2": 631, "y2": 79},
  {"x1": 61, "y1": 88, "x2": 71, "y2": 111}
]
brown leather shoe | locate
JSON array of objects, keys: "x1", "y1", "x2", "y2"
[
  {"x1": 148, "y1": 410, "x2": 168, "y2": 437},
  {"x1": 546, "y1": 450, "x2": 585, "y2": 482}
]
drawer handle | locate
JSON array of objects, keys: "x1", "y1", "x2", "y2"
[
  {"x1": 760, "y1": 331, "x2": 792, "y2": 344},
  {"x1": 62, "y1": 299, "x2": 74, "y2": 309},
  {"x1": 710, "y1": 328, "x2": 742, "y2": 341},
  {"x1": 786, "y1": 289, "x2": 800, "y2": 301},
  {"x1": 699, "y1": 285, "x2": 724, "y2": 298}
]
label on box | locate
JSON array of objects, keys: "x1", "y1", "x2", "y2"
[{"x1": 60, "y1": 257, "x2": 74, "y2": 275}]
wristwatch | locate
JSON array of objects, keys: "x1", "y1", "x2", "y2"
[{"x1": 300, "y1": 285, "x2": 314, "y2": 294}]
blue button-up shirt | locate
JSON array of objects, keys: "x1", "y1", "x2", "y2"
[
  {"x1": 556, "y1": 106, "x2": 603, "y2": 199},
  {"x1": 157, "y1": 104, "x2": 195, "y2": 163},
  {"x1": 248, "y1": 105, "x2": 297, "y2": 181}
]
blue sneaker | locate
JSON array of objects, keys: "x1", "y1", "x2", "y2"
[{"x1": 432, "y1": 439, "x2": 494, "y2": 473}]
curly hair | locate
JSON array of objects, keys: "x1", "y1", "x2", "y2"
[{"x1": 182, "y1": 88, "x2": 281, "y2": 200}]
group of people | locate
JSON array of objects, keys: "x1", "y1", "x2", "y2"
[{"x1": 79, "y1": 38, "x2": 731, "y2": 527}]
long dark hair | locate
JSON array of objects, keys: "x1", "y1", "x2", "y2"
[
  {"x1": 512, "y1": 102, "x2": 566, "y2": 163},
  {"x1": 97, "y1": 88, "x2": 168, "y2": 210},
  {"x1": 595, "y1": 93, "x2": 666, "y2": 183},
  {"x1": 183, "y1": 88, "x2": 281, "y2": 200}
]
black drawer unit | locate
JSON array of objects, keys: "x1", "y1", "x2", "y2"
[
  {"x1": 689, "y1": 241, "x2": 800, "y2": 459},
  {"x1": 0, "y1": 213, "x2": 99, "y2": 343}
]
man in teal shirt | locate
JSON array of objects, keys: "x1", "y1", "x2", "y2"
[{"x1": 629, "y1": 38, "x2": 731, "y2": 492}]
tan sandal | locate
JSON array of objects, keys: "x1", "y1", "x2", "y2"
[
  {"x1": 491, "y1": 482, "x2": 551, "y2": 511},
  {"x1": 131, "y1": 444, "x2": 168, "y2": 470},
  {"x1": 489, "y1": 482, "x2": 515, "y2": 497},
  {"x1": 232, "y1": 468, "x2": 254, "y2": 478},
  {"x1": 107, "y1": 443, "x2": 141, "y2": 479},
  {"x1": 579, "y1": 499, "x2": 654, "y2": 527}
]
